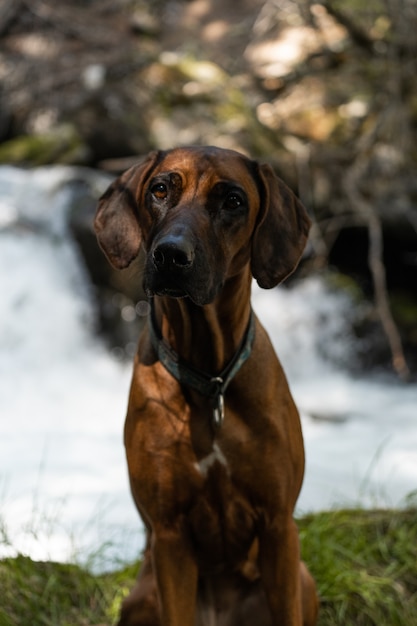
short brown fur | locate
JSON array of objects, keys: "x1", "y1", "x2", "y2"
[{"x1": 94, "y1": 146, "x2": 318, "y2": 626}]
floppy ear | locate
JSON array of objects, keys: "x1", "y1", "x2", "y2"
[
  {"x1": 94, "y1": 151, "x2": 159, "y2": 269},
  {"x1": 251, "y1": 163, "x2": 311, "y2": 288}
]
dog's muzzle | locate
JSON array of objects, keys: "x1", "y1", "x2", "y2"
[
  {"x1": 152, "y1": 234, "x2": 195, "y2": 272},
  {"x1": 145, "y1": 232, "x2": 201, "y2": 300}
]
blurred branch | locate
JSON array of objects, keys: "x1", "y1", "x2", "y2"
[
  {"x1": 344, "y1": 157, "x2": 411, "y2": 381},
  {"x1": 254, "y1": 46, "x2": 346, "y2": 98},
  {"x1": 367, "y1": 210, "x2": 410, "y2": 380},
  {"x1": 313, "y1": 0, "x2": 375, "y2": 52},
  {"x1": 405, "y1": 208, "x2": 417, "y2": 237}
]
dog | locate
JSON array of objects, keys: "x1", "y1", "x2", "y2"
[{"x1": 94, "y1": 145, "x2": 318, "y2": 625}]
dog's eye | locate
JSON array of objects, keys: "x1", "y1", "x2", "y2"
[
  {"x1": 224, "y1": 193, "x2": 243, "y2": 210},
  {"x1": 151, "y1": 183, "x2": 168, "y2": 200}
]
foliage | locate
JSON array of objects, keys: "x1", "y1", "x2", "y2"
[{"x1": 0, "y1": 125, "x2": 88, "y2": 166}]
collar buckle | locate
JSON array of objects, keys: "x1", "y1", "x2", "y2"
[{"x1": 211, "y1": 377, "x2": 225, "y2": 428}]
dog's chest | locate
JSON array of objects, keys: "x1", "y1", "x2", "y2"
[
  {"x1": 188, "y1": 440, "x2": 256, "y2": 571},
  {"x1": 194, "y1": 442, "x2": 228, "y2": 477}
]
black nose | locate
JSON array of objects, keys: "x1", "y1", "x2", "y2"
[{"x1": 152, "y1": 235, "x2": 195, "y2": 270}]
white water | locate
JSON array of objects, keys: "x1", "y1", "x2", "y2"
[{"x1": 1, "y1": 166, "x2": 416, "y2": 569}]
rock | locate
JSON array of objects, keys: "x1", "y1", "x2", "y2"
[
  {"x1": 68, "y1": 93, "x2": 153, "y2": 164},
  {"x1": 64, "y1": 171, "x2": 147, "y2": 355}
]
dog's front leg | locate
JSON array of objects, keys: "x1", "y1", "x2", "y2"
[
  {"x1": 258, "y1": 516, "x2": 303, "y2": 625},
  {"x1": 152, "y1": 528, "x2": 198, "y2": 626}
]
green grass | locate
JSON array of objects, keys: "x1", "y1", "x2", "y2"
[
  {"x1": 0, "y1": 555, "x2": 137, "y2": 626},
  {"x1": 299, "y1": 508, "x2": 417, "y2": 625},
  {"x1": 1, "y1": 508, "x2": 417, "y2": 625}
]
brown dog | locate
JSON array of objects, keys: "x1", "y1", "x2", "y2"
[{"x1": 94, "y1": 146, "x2": 318, "y2": 626}]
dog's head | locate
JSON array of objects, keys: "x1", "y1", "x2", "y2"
[{"x1": 94, "y1": 146, "x2": 311, "y2": 305}]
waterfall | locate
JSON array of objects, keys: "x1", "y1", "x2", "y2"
[{"x1": 1, "y1": 166, "x2": 416, "y2": 568}]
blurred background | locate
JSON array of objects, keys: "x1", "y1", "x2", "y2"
[{"x1": 0, "y1": 0, "x2": 416, "y2": 569}]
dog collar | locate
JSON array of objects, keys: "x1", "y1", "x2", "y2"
[{"x1": 149, "y1": 302, "x2": 255, "y2": 429}]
